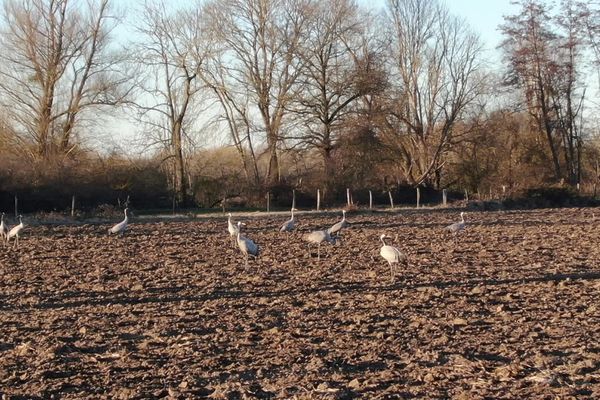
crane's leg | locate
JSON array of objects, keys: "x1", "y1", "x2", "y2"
[
  {"x1": 317, "y1": 244, "x2": 321, "y2": 261},
  {"x1": 14, "y1": 234, "x2": 18, "y2": 249},
  {"x1": 389, "y1": 262, "x2": 394, "y2": 282}
]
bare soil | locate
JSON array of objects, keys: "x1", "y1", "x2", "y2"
[{"x1": 1, "y1": 208, "x2": 599, "y2": 399}]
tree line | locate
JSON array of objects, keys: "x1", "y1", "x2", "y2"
[{"x1": 0, "y1": 0, "x2": 599, "y2": 211}]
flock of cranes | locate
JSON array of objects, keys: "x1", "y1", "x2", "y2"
[
  {"x1": 227, "y1": 208, "x2": 467, "y2": 279},
  {"x1": 1, "y1": 206, "x2": 467, "y2": 280},
  {"x1": 1, "y1": 213, "x2": 25, "y2": 248}
]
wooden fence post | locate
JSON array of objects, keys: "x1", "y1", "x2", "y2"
[
  {"x1": 14, "y1": 195, "x2": 18, "y2": 218},
  {"x1": 71, "y1": 195, "x2": 76, "y2": 217},
  {"x1": 388, "y1": 191, "x2": 394, "y2": 209},
  {"x1": 346, "y1": 188, "x2": 351, "y2": 207},
  {"x1": 416, "y1": 187, "x2": 420, "y2": 209},
  {"x1": 442, "y1": 189, "x2": 447, "y2": 207},
  {"x1": 317, "y1": 189, "x2": 321, "y2": 211},
  {"x1": 266, "y1": 192, "x2": 270, "y2": 212},
  {"x1": 369, "y1": 190, "x2": 373, "y2": 210}
]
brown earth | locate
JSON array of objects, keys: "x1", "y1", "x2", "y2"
[{"x1": 1, "y1": 208, "x2": 599, "y2": 399}]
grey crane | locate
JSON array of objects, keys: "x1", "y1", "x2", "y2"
[
  {"x1": 327, "y1": 209, "x2": 349, "y2": 238},
  {"x1": 236, "y1": 221, "x2": 259, "y2": 266},
  {"x1": 379, "y1": 234, "x2": 407, "y2": 281},
  {"x1": 108, "y1": 208, "x2": 129, "y2": 236},
  {"x1": 445, "y1": 212, "x2": 466, "y2": 235},
  {"x1": 0, "y1": 213, "x2": 7, "y2": 244},
  {"x1": 7, "y1": 215, "x2": 25, "y2": 248},
  {"x1": 280, "y1": 208, "x2": 296, "y2": 232},
  {"x1": 227, "y1": 213, "x2": 239, "y2": 247},
  {"x1": 304, "y1": 229, "x2": 336, "y2": 260}
]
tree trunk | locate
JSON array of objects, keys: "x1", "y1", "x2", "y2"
[
  {"x1": 173, "y1": 121, "x2": 187, "y2": 206},
  {"x1": 266, "y1": 129, "x2": 279, "y2": 186}
]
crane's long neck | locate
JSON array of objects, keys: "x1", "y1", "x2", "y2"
[
  {"x1": 237, "y1": 223, "x2": 242, "y2": 242},
  {"x1": 380, "y1": 236, "x2": 386, "y2": 246},
  {"x1": 460, "y1": 213, "x2": 465, "y2": 223}
]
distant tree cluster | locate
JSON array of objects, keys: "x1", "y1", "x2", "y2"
[{"x1": 0, "y1": 0, "x2": 599, "y2": 211}]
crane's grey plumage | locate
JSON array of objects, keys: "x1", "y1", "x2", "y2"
[
  {"x1": 227, "y1": 213, "x2": 239, "y2": 247},
  {"x1": 446, "y1": 212, "x2": 466, "y2": 234},
  {"x1": 0, "y1": 213, "x2": 7, "y2": 244},
  {"x1": 304, "y1": 229, "x2": 336, "y2": 260},
  {"x1": 7, "y1": 215, "x2": 24, "y2": 248},
  {"x1": 236, "y1": 221, "x2": 259, "y2": 266},
  {"x1": 327, "y1": 210, "x2": 349, "y2": 236},
  {"x1": 280, "y1": 208, "x2": 296, "y2": 232},
  {"x1": 379, "y1": 234, "x2": 407, "y2": 281},
  {"x1": 108, "y1": 208, "x2": 129, "y2": 236}
]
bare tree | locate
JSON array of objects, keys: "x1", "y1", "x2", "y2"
[
  {"x1": 554, "y1": 0, "x2": 588, "y2": 185},
  {"x1": 204, "y1": 0, "x2": 309, "y2": 187},
  {"x1": 580, "y1": 1, "x2": 600, "y2": 85},
  {"x1": 131, "y1": 1, "x2": 210, "y2": 206},
  {"x1": 288, "y1": 0, "x2": 385, "y2": 193},
  {"x1": 501, "y1": 0, "x2": 590, "y2": 185},
  {"x1": 0, "y1": 0, "x2": 130, "y2": 160},
  {"x1": 500, "y1": 0, "x2": 563, "y2": 181},
  {"x1": 201, "y1": 42, "x2": 261, "y2": 187},
  {"x1": 382, "y1": 0, "x2": 485, "y2": 188}
]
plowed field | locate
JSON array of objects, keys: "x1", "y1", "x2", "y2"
[{"x1": 1, "y1": 208, "x2": 599, "y2": 399}]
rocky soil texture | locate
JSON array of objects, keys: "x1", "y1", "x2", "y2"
[{"x1": 1, "y1": 208, "x2": 599, "y2": 399}]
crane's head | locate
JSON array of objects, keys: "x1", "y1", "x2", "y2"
[{"x1": 228, "y1": 212, "x2": 232, "y2": 217}]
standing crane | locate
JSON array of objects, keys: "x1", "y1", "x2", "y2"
[
  {"x1": 379, "y1": 234, "x2": 407, "y2": 282},
  {"x1": 108, "y1": 208, "x2": 129, "y2": 236},
  {"x1": 227, "y1": 213, "x2": 239, "y2": 247},
  {"x1": 445, "y1": 212, "x2": 466, "y2": 235},
  {"x1": 0, "y1": 213, "x2": 7, "y2": 243},
  {"x1": 236, "y1": 221, "x2": 259, "y2": 266},
  {"x1": 7, "y1": 215, "x2": 25, "y2": 249},
  {"x1": 327, "y1": 210, "x2": 349, "y2": 238},
  {"x1": 280, "y1": 208, "x2": 296, "y2": 232},
  {"x1": 304, "y1": 230, "x2": 336, "y2": 260}
]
